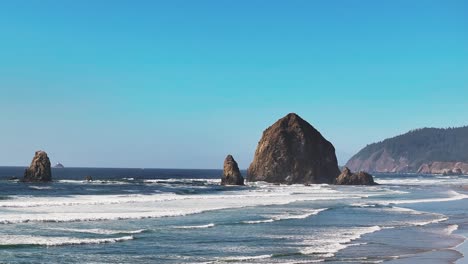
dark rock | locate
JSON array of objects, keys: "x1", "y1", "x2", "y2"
[
  {"x1": 442, "y1": 168, "x2": 463, "y2": 176},
  {"x1": 335, "y1": 167, "x2": 376, "y2": 185},
  {"x1": 54, "y1": 162, "x2": 64, "y2": 168},
  {"x1": 23, "y1": 150, "x2": 52, "y2": 182},
  {"x1": 247, "y1": 113, "x2": 340, "y2": 184},
  {"x1": 221, "y1": 155, "x2": 244, "y2": 185},
  {"x1": 8, "y1": 176, "x2": 19, "y2": 181},
  {"x1": 85, "y1": 175, "x2": 93, "y2": 181}
]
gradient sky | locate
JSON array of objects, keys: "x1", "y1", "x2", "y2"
[{"x1": 0, "y1": 0, "x2": 467, "y2": 168}]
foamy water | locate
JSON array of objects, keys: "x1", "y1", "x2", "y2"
[
  {"x1": 0, "y1": 168, "x2": 466, "y2": 263},
  {"x1": 0, "y1": 234, "x2": 135, "y2": 246}
]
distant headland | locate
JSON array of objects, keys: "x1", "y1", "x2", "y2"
[{"x1": 346, "y1": 126, "x2": 468, "y2": 175}]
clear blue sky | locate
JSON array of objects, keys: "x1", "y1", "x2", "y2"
[{"x1": 0, "y1": 0, "x2": 467, "y2": 168}]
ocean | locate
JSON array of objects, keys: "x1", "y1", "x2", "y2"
[{"x1": 0, "y1": 167, "x2": 467, "y2": 263}]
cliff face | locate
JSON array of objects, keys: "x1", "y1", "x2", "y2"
[
  {"x1": 346, "y1": 149, "x2": 412, "y2": 173},
  {"x1": 23, "y1": 150, "x2": 52, "y2": 182},
  {"x1": 417, "y1": 162, "x2": 468, "y2": 175},
  {"x1": 346, "y1": 127, "x2": 468, "y2": 174},
  {"x1": 221, "y1": 155, "x2": 244, "y2": 185},
  {"x1": 247, "y1": 113, "x2": 340, "y2": 184}
]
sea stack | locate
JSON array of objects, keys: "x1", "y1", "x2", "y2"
[
  {"x1": 23, "y1": 150, "x2": 52, "y2": 182},
  {"x1": 335, "y1": 167, "x2": 376, "y2": 185},
  {"x1": 54, "y1": 162, "x2": 64, "y2": 168},
  {"x1": 221, "y1": 155, "x2": 244, "y2": 185},
  {"x1": 247, "y1": 113, "x2": 340, "y2": 184}
]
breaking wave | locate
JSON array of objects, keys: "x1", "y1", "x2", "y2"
[
  {"x1": 242, "y1": 208, "x2": 328, "y2": 224},
  {"x1": 0, "y1": 235, "x2": 134, "y2": 247}
]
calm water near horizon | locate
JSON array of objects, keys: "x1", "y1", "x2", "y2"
[{"x1": 0, "y1": 167, "x2": 467, "y2": 263}]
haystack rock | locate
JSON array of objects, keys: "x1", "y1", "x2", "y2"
[
  {"x1": 23, "y1": 150, "x2": 52, "y2": 182},
  {"x1": 247, "y1": 113, "x2": 340, "y2": 184},
  {"x1": 335, "y1": 167, "x2": 376, "y2": 185},
  {"x1": 221, "y1": 155, "x2": 244, "y2": 185}
]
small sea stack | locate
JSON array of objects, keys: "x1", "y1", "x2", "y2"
[
  {"x1": 54, "y1": 162, "x2": 64, "y2": 168},
  {"x1": 335, "y1": 167, "x2": 376, "y2": 185},
  {"x1": 247, "y1": 113, "x2": 340, "y2": 184},
  {"x1": 221, "y1": 155, "x2": 244, "y2": 185},
  {"x1": 23, "y1": 150, "x2": 52, "y2": 182},
  {"x1": 85, "y1": 175, "x2": 93, "y2": 181}
]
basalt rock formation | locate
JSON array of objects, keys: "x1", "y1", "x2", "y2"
[
  {"x1": 221, "y1": 155, "x2": 244, "y2": 185},
  {"x1": 23, "y1": 150, "x2": 52, "y2": 182},
  {"x1": 335, "y1": 167, "x2": 376, "y2": 185},
  {"x1": 346, "y1": 126, "x2": 468, "y2": 174},
  {"x1": 247, "y1": 113, "x2": 340, "y2": 184}
]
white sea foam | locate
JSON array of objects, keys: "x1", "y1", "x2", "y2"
[
  {"x1": 0, "y1": 234, "x2": 134, "y2": 247},
  {"x1": 174, "y1": 223, "x2": 215, "y2": 229},
  {"x1": 58, "y1": 179, "x2": 132, "y2": 185},
  {"x1": 242, "y1": 219, "x2": 276, "y2": 224},
  {"x1": 0, "y1": 193, "x2": 186, "y2": 208},
  {"x1": 298, "y1": 225, "x2": 382, "y2": 257},
  {"x1": 0, "y1": 184, "x2": 365, "y2": 224},
  {"x1": 377, "y1": 190, "x2": 468, "y2": 205},
  {"x1": 143, "y1": 178, "x2": 220, "y2": 184},
  {"x1": 214, "y1": 254, "x2": 272, "y2": 262},
  {"x1": 385, "y1": 206, "x2": 450, "y2": 228},
  {"x1": 374, "y1": 176, "x2": 468, "y2": 186},
  {"x1": 47, "y1": 227, "x2": 147, "y2": 235},
  {"x1": 243, "y1": 208, "x2": 328, "y2": 225},
  {"x1": 387, "y1": 206, "x2": 425, "y2": 214},
  {"x1": 410, "y1": 217, "x2": 449, "y2": 226},
  {"x1": 352, "y1": 204, "x2": 451, "y2": 228},
  {"x1": 28, "y1": 186, "x2": 53, "y2": 190},
  {"x1": 269, "y1": 260, "x2": 325, "y2": 264},
  {"x1": 445, "y1": 224, "x2": 459, "y2": 235},
  {"x1": 274, "y1": 208, "x2": 328, "y2": 220}
]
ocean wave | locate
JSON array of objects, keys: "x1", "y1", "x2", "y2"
[
  {"x1": 173, "y1": 223, "x2": 215, "y2": 229},
  {"x1": 242, "y1": 219, "x2": 276, "y2": 224},
  {"x1": 410, "y1": 216, "x2": 449, "y2": 226},
  {"x1": 373, "y1": 176, "x2": 468, "y2": 186},
  {"x1": 0, "y1": 183, "x2": 383, "y2": 224},
  {"x1": 28, "y1": 186, "x2": 53, "y2": 190},
  {"x1": 0, "y1": 193, "x2": 186, "y2": 208},
  {"x1": 214, "y1": 254, "x2": 272, "y2": 262},
  {"x1": 387, "y1": 206, "x2": 425, "y2": 214},
  {"x1": 47, "y1": 227, "x2": 147, "y2": 235},
  {"x1": 351, "y1": 204, "x2": 450, "y2": 228},
  {"x1": 57, "y1": 179, "x2": 133, "y2": 185},
  {"x1": 242, "y1": 208, "x2": 328, "y2": 224},
  {"x1": 0, "y1": 235, "x2": 134, "y2": 247},
  {"x1": 351, "y1": 204, "x2": 429, "y2": 216},
  {"x1": 445, "y1": 224, "x2": 459, "y2": 235},
  {"x1": 143, "y1": 178, "x2": 220, "y2": 184},
  {"x1": 298, "y1": 225, "x2": 382, "y2": 257},
  {"x1": 386, "y1": 191, "x2": 467, "y2": 205}
]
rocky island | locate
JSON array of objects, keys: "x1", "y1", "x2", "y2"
[
  {"x1": 221, "y1": 155, "x2": 244, "y2": 185},
  {"x1": 335, "y1": 167, "x2": 376, "y2": 185},
  {"x1": 247, "y1": 113, "x2": 340, "y2": 184},
  {"x1": 23, "y1": 150, "x2": 52, "y2": 182},
  {"x1": 346, "y1": 126, "x2": 468, "y2": 174},
  {"x1": 54, "y1": 162, "x2": 64, "y2": 168}
]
